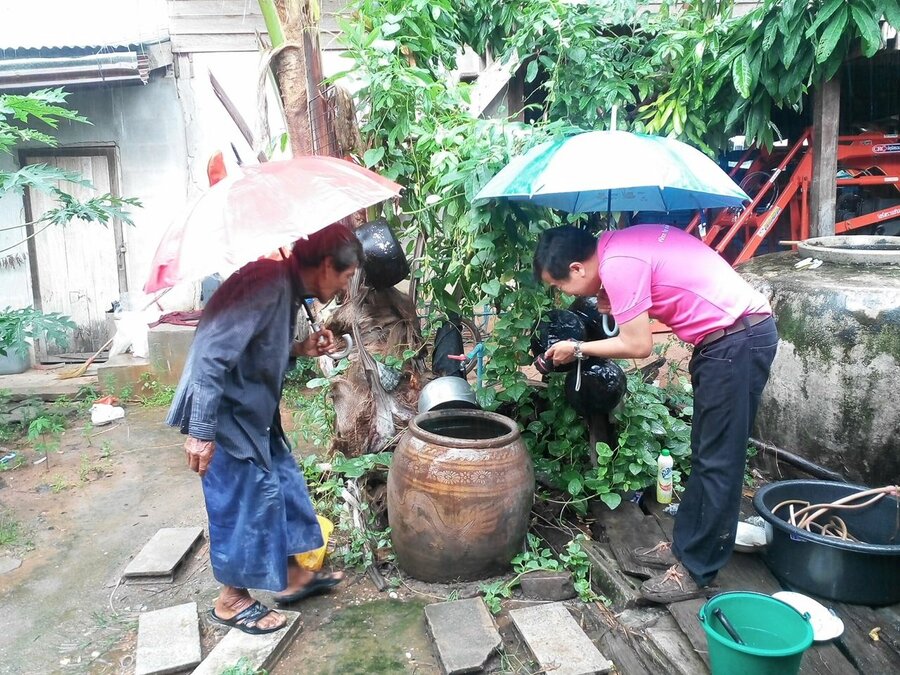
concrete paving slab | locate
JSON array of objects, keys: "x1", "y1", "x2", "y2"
[
  {"x1": 510, "y1": 602, "x2": 612, "y2": 675},
  {"x1": 192, "y1": 610, "x2": 301, "y2": 675},
  {"x1": 123, "y1": 527, "x2": 203, "y2": 579},
  {"x1": 136, "y1": 602, "x2": 201, "y2": 675},
  {"x1": 424, "y1": 598, "x2": 501, "y2": 674}
]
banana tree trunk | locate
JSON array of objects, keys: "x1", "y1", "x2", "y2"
[{"x1": 266, "y1": 0, "x2": 317, "y2": 156}]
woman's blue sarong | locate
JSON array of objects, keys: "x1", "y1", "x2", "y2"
[{"x1": 201, "y1": 436, "x2": 324, "y2": 591}]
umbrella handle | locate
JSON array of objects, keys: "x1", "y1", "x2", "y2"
[
  {"x1": 602, "y1": 313, "x2": 620, "y2": 338},
  {"x1": 328, "y1": 333, "x2": 354, "y2": 360}
]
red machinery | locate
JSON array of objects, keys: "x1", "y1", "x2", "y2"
[{"x1": 686, "y1": 130, "x2": 900, "y2": 264}]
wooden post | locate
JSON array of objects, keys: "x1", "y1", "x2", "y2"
[{"x1": 809, "y1": 76, "x2": 841, "y2": 237}]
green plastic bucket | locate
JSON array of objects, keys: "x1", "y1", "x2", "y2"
[{"x1": 699, "y1": 592, "x2": 814, "y2": 675}]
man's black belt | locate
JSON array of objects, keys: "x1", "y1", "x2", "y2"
[{"x1": 698, "y1": 314, "x2": 770, "y2": 348}]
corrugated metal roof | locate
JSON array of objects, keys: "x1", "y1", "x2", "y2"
[{"x1": 0, "y1": 0, "x2": 169, "y2": 52}]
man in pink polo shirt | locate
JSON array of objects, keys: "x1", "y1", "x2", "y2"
[{"x1": 533, "y1": 224, "x2": 777, "y2": 603}]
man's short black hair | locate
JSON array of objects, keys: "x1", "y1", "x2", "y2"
[
  {"x1": 292, "y1": 223, "x2": 364, "y2": 272},
  {"x1": 533, "y1": 226, "x2": 597, "y2": 282}
]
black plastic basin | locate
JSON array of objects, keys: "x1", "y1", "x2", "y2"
[{"x1": 753, "y1": 480, "x2": 900, "y2": 606}]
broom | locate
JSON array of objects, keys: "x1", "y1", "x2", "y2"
[{"x1": 56, "y1": 338, "x2": 114, "y2": 380}]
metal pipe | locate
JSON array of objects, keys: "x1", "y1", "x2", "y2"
[{"x1": 749, "y1": 437, "x2": 845, "y2": 482}]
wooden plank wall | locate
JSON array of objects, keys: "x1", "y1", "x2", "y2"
[{"x1": 167, "y1": 0, "x2": 346, "y2": 53}]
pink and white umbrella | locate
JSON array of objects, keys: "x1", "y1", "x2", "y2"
[{"x1": 144, "y1": 156, "x2": 401, "y2": 293}]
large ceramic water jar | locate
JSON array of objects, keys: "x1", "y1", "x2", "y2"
[
  {"x1": 387, "y1": 409, "x2": 534, "y2": 582},
  {"x1": 738, "y1": 237, "x2": 900, "y2": 484}
]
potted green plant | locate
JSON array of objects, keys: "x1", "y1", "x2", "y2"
[{"x1": 0, "y1": 307, "x2": 77, "y2": 375}]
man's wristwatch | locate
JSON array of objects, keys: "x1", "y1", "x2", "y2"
[{"x1": 573, "y1": 340, "x2": 585, "y2": 360}]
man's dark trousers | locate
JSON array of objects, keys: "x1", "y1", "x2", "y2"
[{"x1": 673, "y1": 316, "x2": 778, "y2": 586}]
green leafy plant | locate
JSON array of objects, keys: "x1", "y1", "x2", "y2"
[
  {"x1": 219, "y1": 657, "x2": 267, "y2": 675},
  {"x1": 1, "y1": 89, "x2": 141, "y2": 251},
  {"x1": 134, "y1": 373, "x2": 175, "y2": 407},
  {"x1": 290, "y1": 360, "x2": 349, "y2": 449},
  {"x1": 49, "y1": 473, "x2": 69, "y2": 493},
  {"x1": 297, "y1": 451, "x2": 393, "y2": 568},
  {"x1": 0, "y1": 513, "x2": 22, "y2": 547},
  {"x1": 0, "y1": 307, "x2": 76, "y2": 358},
  {"x1": 479, "y1": 533, "x2": 601, "y2": 612},
  {"x1": 100, "y1": 441, "x2": 113, "y2": 459},
  {"x1": 27, "y1": 413, "x2": 65, "y2": 469},
  {"x1": 585, "y1": 375, "x2": 692, "y2": 510}
]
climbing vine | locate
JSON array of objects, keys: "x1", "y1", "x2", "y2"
[{"x1": 332, "y1": 0, "x2": 894, "y2": 506}]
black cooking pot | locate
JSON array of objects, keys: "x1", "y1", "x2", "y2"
[
  {"x1": 564, "y1": 357, "x2": 626, "y2": 416},
  {"x1": 530, "y1": 310, "x2": 587, "y2": 373},
  {"x1": 356, "y1": 219, "x2": 410, "y2": 290}
]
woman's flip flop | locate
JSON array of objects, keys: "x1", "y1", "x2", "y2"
[
  {"x1": 274, "y1": 571, "x2": 344, "y2": 606},
  {"x1": 208, "y1": 600, "x2": 285, "y2": 635}
]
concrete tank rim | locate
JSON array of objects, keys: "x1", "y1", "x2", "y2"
[{"x1": 798, "y1": 236, "x2": 900, "y2": 265}]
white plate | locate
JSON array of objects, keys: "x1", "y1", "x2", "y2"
[
  {"x1": 734, "y1": 521, "x2": 768, "y2": 553},
  {"x1": 772, "y1": 591, "x2": 845, "y2": 642}
]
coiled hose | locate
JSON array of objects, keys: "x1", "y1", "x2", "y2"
[{"x1": 772, "y1": 485, "x2": 899, "y2": 544}]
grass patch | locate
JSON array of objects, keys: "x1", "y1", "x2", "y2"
[
  {"x1": 0, "y1": 510, "x2": 30, "y2": 551},
  {"x1": 0, "y1": 515, "x2": 21, "y2": 547}
]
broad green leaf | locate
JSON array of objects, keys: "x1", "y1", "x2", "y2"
[
  {"x1": 850, "y1": 4, "x2": 883, "y2": 58},
  {"x1": 600, "y1": 493, "x2": 622, "y2": 510},
  {"x1": 481, "y1": 279, "x2": 501, "y2": 297},
  {"x1": 569, "y1": 46, "x2": 587, "y2": 64},
  {"x1": 525, "y1": 59, "x2": 539, "y2": 83},
  {"x1": 815, "y1": 7, "x2": 848, "y2": 64},
  {"x1": 762, "y1": 19, "x2": 778, "y2": 52},
  {"x1": 806, "y1": 0, "x2": 848, "y2": 37},
  {"x1": 886, "y1": 2, "x2": 900, "y2": 31},
  {"x1": 732, "y1": 54, "x2": 752, "y2": 99},
  {"x1": 782, "y1": 26, "x2": 803, "y2": 68},
  {"x1": 363, "y1": 147, "x2": 385, "y2": 167}
]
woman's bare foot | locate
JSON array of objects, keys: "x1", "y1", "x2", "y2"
[
  {"x1": 214, "y1": 586, "x2": 286, "y2": 631},
  {"x1": 273, "y1": 561, "x2": 345, "y2": 604}
]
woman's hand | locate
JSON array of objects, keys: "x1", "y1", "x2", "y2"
[
  {"x1": 185, "y1": 436, "x2": 215, "y2": 476},
  {"x1": 293, "y1": 329, "x2": 336, "y2": 358}
]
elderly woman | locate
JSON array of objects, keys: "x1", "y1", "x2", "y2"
[{"x1": 168, "y1": 223, "x2": 360, "y2": 633}]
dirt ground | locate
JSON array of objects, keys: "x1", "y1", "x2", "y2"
[{"x1": 0, "y1": 404, "x2": 484, "y2": 675}]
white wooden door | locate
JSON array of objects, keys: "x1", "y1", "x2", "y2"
[{"x1": 24, "y1": 153, "x2": 125, "y2": 354}]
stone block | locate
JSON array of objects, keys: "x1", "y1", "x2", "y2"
[
  {"x1": 136, "y1": 602, "x2": 201, "y2": 675},
  {"x1": 520, "y1": 570, "x2": 577, "y2": 601},
  {"x1": 510, "y1": 602, "x2": 612, "y2": 675},
  {"x1": 124, "y1": 527, "x2": 203, "y2": 580},
  {"x1": 424, "y1": 598, "x2": 501, "y2": 674},
  {"x1": 192, "y1": 610, "x2": 301, "y2": 675},
  {"x1": 148, "y1": 324, "x2": 195, "y2": 386}
]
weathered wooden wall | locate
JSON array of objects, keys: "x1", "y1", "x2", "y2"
[{"x1": 167, "y1": 0, "x2": 346, "y2": 53}]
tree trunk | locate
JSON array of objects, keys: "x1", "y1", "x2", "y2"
[{"x1": 273, "y1": 0, "x2": 315, "y2": 156}]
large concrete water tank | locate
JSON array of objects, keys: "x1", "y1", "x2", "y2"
[{"x1": 738, "y1": 237, "x2": 900, "y2": 485}]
